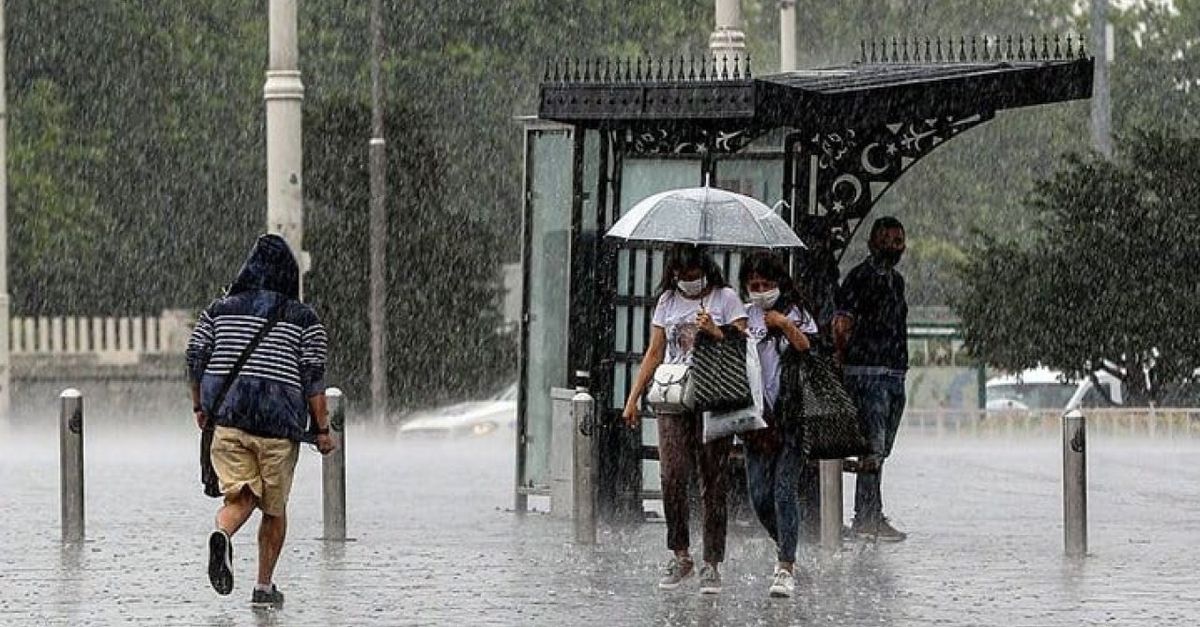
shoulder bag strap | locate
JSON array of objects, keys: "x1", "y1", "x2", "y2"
[{"x1": 204, "y1": 300, "x2": 290, "y2": 427}]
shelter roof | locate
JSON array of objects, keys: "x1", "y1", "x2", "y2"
[{"x1": 539, "y1": 36, "x2": 1093, "y2": 133}]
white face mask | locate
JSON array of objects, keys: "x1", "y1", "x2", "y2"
[
  {"x1": 676, "y1": 276, "x2": 706, "y2": 298},
  {"x1": 749, "y1": 288, "x2": 781, "y2": 310}
]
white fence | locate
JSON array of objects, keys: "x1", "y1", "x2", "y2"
[
  {"x1": 904, "y1": 408, "x2": 1200, "y2": 439},
  {"x1": 9, "y1": 310, "x2": 192, "y2": 358}
]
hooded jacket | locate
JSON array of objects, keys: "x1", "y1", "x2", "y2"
[{"x1": 186, "y1": 234, "x2": 328, "y2": 441}]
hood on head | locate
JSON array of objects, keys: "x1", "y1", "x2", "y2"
[{"x1": 228, "y1": 233, "x2": 300, "y2": 299}]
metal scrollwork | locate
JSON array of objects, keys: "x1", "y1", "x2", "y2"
[
  {"x1": 803, "y1": 113, "x2": 992, "y2": 240},
  {"x1": 620, "y1": 124, "x2": 766, "y2": 156}
]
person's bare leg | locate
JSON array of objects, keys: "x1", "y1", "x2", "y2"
[
  {"x1": 257, "y1": 511, "x2": 287, "y2": 586},
  {"x1": 216, "y1": 486, "x2": 257, "y2": 536}
]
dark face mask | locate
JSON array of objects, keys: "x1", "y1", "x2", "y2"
[{"x1": 874, "y1": 248, "x2": 903, "y2": 268}]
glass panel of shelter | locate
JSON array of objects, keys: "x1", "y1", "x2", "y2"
[{"x1": 520, "y1": 127, "x2": 573, "y2": 492}]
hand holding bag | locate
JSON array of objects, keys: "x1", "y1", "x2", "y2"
[
  {"x1": 702, "y1": 335, "x2": 768, "y2": 442},
  {"x1": 691, "y1": 326, "x2": 754, "y2": 413},
  {"x1": 646, "y1": 363, "x2": 694, "y2": 413}
]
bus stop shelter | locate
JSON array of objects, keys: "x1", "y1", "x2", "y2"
[{"x1": 516, "y1": 36, "x2": 1094, "y2": 520}]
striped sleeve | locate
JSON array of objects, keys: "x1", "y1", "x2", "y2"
[
  {"x1": 186, "y1": 309, "x2": 216, "y2": 382},
  {"x1": 300, "y1": 321, "x2": 328, "y2": 397}
]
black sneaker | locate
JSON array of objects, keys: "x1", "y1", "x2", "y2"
[
  {"x1": 851, "y1": 517, "x2": 908, "y2": 543},
  {"x1": 207, "y1": 530, "x2": 234, "y2": 595},
  {"x1": 251, "y1": 584, "x2": 285, "y2": 608}
]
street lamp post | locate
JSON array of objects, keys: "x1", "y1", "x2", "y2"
[
  {"x1": 1091, "y1": 0, "x2": 1113, "y2": 157},
  {"x1": 710, "y1": 0, "x2": 746, "y2": 62},
  {"x1": 368, "y1": 0, "x2": 388, "y2": 421},
  {"x1": 264, "y1": 0, "x2": 308, "y2": 289},
  {"x1": 779, "y1": 1, "x2": 797, "y2": 72}
]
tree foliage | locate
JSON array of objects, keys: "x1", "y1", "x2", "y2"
[
  {"x1": 6, "y1": 1, "x2": 1200, "y2": 407},
  {"x1": 955, "y1": 130, "x2": 1200, "y2": 405}
]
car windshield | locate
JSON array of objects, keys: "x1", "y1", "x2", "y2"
[
  {"x1": 492, "y1": 384, "x2": 518, "y2": 402},
  {"x1": 988, "y1": 383, "x2": 1077, "y2": 410}
]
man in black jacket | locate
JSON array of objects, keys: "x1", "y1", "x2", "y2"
[
  {"x1": 832, "y1": 217, "x2": 909, "y2": 542},
  {"x1": 187, "y1": 234, "x2": 336, "y2": 607}
]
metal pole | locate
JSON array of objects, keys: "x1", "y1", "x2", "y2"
[
  {"x1": 1090, "y1": 0, "x2": 1113, "y2": 157},
  {"x1": 368, "y1": 0, "x2": 388, "y2": 422},
  {"x1": 322, "y1": 387, "x2": 347, "y2": 540},
  {"x1": 1063, "y1": 409, "x2": 1088, "y2": 557},
  {"x1": 0, "y1": 0, "x2": 10, "y2": 423},
  {"x1": 264, "y1": 0, "x2": 308, "y2": 294},
  {"x1": 778, "y1": 1, "x2": 797, "y2": 72},
  {"x1": 819, "y1": 458, "x2": 842, "y2": 551},
  {"x1": 59, "y1": 389, "x2": 84, "y2": 543},
  {"x1": 572, "y1": 386, "x2": 597, "y2": 544}
]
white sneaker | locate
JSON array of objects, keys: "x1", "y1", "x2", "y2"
[
  {"x1": 657, "y1": 556, "x2": 695, "y2": 590},
  {"x1": 698, "y1": 564, "x2": 722, "y2": 595},
  {"x1": 768, "y1": 566, "x2": 795, "y2": 598}
]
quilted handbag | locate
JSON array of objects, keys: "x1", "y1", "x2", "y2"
[
  {"x1": 646, "y1": 363, "x2": 694, "y2": 413},
  {"x1": 778, "y1": 349, "x2": 871, "y2": 459},
  {"x1": 690, "y1": 328, "x2": 753, "y2": 413}
]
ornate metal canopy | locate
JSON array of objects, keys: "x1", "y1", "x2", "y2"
[
  {"x1": 538, "y1": 34, "x2": 1094, "y2": 280},
  {"x1": 539, "y1": 35, "x2": 1092, "y2": 157}
]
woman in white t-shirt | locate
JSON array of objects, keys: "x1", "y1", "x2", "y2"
[
  {"x1": 739, "y1": 252, "x2": 816, "y2": 599},
  {"x1": 622, "y1": 245, "x2": 747, "y2": 595}
]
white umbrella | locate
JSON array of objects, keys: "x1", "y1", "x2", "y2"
[{"x1": 605, "y1": 186, "x2": 805, "y2": 249}]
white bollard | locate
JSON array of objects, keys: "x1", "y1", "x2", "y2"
[
  {"x1": 322, "y1": 387, "x2": 347, "y2": 540},
  {"x1": 572, "y1": 386, "x2": 597, "y2": 545},
  {"x1": 1063, "y1": 409, "x2": 1088, "y2": 557},
  {"x1": 819, "y1": 459, "x2": 843, "y2": 551},
  {"x1": 59, "y1": 389, "x2": 84, "y2": 543}
]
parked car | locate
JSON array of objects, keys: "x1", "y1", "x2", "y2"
[
  {"x1": 985, "y1": 368, "x2": 1123, "y2": 413},
  {"x1": 397, "y1": 383, "x2": 517, "y2": 438}
]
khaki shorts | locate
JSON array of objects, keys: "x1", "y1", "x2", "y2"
[{"x1": 210, "y1": 426, "x2": 300, "y2": 516}]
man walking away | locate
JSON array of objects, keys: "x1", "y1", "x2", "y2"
[
  {"x1": 832, "y1": 217, "x2": 909, "y2": 542},
  {"x1": 187, "y1": 233, "x2": 336, "y2": 607}
]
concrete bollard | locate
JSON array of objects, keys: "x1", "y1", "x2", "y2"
[
  {"x1": 59, "y1": 389, "x2": 84, "y2": 543},
  {"x1": 819, "y1": 459, "x2": 843, "y2": 551},
  {"x1": 322, "y1": 387, "x2": 347, "y2": 541},
  {"x1": 572, "y1": 386, "x2": 597, "y2": 545},
  {"x1": 1063, "y1": 409, "x2": 1088, "y2": 557}
]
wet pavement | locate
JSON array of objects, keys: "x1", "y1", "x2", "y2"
[{"x1": 2, "y1": 416, "x2": 1200, "y2": 626}]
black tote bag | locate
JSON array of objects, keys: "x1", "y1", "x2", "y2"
[
  {"x1": 690, "y1": 326, "x2": 753, "y2": 413},
  {"x1": 778, "y1": 349, "x2": 871, "y2": 459}
]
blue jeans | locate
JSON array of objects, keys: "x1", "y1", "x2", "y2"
[
  {"x1": 845, "y1": 374, "x2": 906, "y2": 524},
  {"x1": 743, "y1": 424, "x2": 804, "y2": 563}
]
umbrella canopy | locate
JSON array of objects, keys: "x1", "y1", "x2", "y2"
[{"x1": 605, "y1": 186, "x2": 805, "y2": 249}]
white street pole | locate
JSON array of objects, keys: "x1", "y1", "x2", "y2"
[
  {"x1": 779, "y1": 1, "x2": 797, "y2": 72},
  {"x1": 710, "y1": 0, "x2": 746, "y2": 64},
  {"x1": 264, "y1": 0, "x2": 308, "y2": 293},
  {"x1": 0, "y1": 0, "x2": 10, "y2": 422},
  {"x1": 1090, "y1": 0, "x2": 1113, "y2": 157},
  {"x1": 368, "y1": 0, "x2": 388, "y2": 421}
]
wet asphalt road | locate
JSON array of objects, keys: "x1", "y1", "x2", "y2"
[{"x1": 3, "y1": 415, "x2": 1200, "y2": 626}]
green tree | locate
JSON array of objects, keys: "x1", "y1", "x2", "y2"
[
  {"x1": 8, "y1": 79, "x2": 111, "y2": 312},
  {"x1": 954, "y1": 130, "x2": 1200, "y2": 405}
]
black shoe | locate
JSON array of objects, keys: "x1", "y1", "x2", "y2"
[
  {"x1": 851, "y1": 517, "x2": 908, "y2": 543},
  {"x1": 207, "y1": 530, "x2": 234, "y2": 595},
  {"x1": 251, "y1": 584, "x2": 285, "y2": 608}
]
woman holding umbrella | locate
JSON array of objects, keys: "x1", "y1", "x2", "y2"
[{"x1": 622, "y1": 244, "x2": 747, "y2": 596}]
